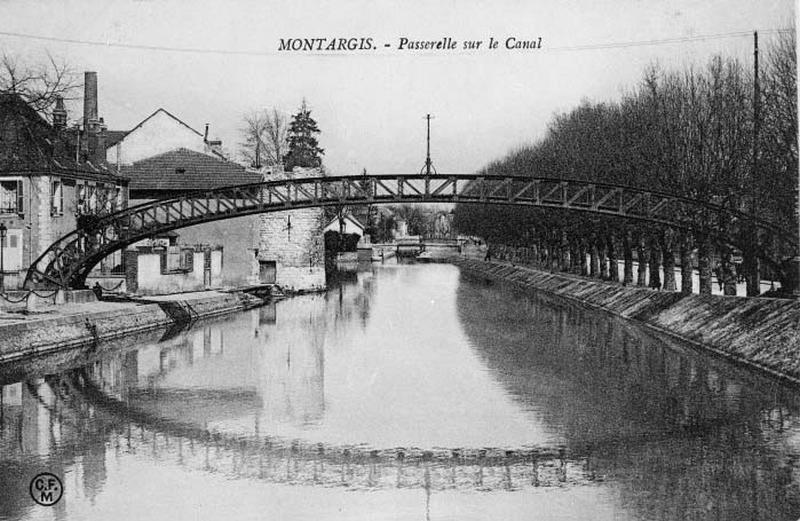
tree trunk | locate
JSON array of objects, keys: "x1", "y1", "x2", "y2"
[
  {"x1": 743, "y1": 241, "x2": 761, "y2": 296},
  {"x1": 661, "y1": 229, "x2": 677, "y2": 291},
  {"x1": 636, "y1": 233, "x2": 648, "y2": 286},
  {"x1": 698, "y1": 234, "x2": 712, "y2": 295},
  {"x1": 560, "y1": 231, "x2": 570, "y2": 272},
  {"x1": 623, "y1": 231, "x2": 634, "y2": 285},
  {"x1": 579, "y1": 240, "x2": 589, "y2": 276},
  {"x1": 570, "y1": 240, "x2": 582, "y2": 274},
  {"x1": 599, "y1": 238, "x2": 609, "y2": 279},
  {"x1": 607, "y1": 234, "x2": 619, "y2": 282},
  {"x1": 649, "y1": 238, "x2": 662, "y2": 290},
  {"x1": 590, "y1": 241, "x2": 600, "y2": 278},
  {"x1": 680, "y1": 234, "x2": 694, "y2": 295},
  {"x1": 719, "y1": 243, "x2": 737, "y2": 296}
]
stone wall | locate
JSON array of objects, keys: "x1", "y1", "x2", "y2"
[
  {"x1": 256, "y1": 168, "x2": 326, "y2": 292},
  {"x1": 0, "y1": 292, "x2": 264, "y2": 363},
  {"x1": 452, "y1": 258, "x2": 800, "y2": 385}
]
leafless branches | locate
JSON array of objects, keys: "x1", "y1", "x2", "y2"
[
  {"x1": 0, "y1": 52, "x2": 79, "y2": 115},
  {"x1": 239, "y1": 108, "x2": 288, "y2": 168}
]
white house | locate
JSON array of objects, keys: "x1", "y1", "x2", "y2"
[
  {"x1": 323, "y1": 214, "x2": 366, "y2": 238},
  {"x1": 106, "y1": 108, "x2": 224, "y2": 166}
]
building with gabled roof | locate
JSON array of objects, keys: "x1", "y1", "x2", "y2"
[
  {"x1": 106, "y1": 108, "x2": 225, "y2": 167},
  {"x1": 0, "y1": 72, "x2": 129, "y2": 289}
]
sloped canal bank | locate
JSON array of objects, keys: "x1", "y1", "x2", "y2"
[{"x1": 453, "y1": 257, "x2": 800, "y2": 386}]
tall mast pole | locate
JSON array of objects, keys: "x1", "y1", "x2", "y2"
[
  {"x1": 420, "y1": 114, "x2": 437, "y2": 175},
  {"x1": 425, "y1": 114, "x2": 432, "y2": 176}
]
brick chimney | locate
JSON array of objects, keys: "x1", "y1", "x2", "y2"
[
  {"x1": 82, "y1": 71, "x2": 106, "y2": 162},
  {"x1": 83, "y1": 71, "x2": 98, "y2": 131}
]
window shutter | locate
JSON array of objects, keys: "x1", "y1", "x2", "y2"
[
  {"x1": 16, "y1": 179, "x2": 23, "y2": 215},
  {"x1": 59, "y1": 181, "x2": 63, "y2": 214},
  {"x1": 160, "y1": 250, "x2": 167, "y2": 274}
]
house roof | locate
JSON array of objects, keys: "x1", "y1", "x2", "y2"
[
  {"x1": 0, "y1": 93, "x2": 125, "y2": 181},
  {"x1": 122, "y1": 148, "x2": 262, "y2": 192}
]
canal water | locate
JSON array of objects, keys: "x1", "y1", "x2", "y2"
[{"x1": 1, "y1": 263, "x2": 800, "y2": 520}]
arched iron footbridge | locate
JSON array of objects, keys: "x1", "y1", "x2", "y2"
[{"x1": 24, "y1": 173, "x2": 799, "y2": 289}]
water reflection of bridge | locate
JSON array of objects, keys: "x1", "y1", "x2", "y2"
[{"x1": 9, "y1": 375, "x2": 586, "y2": 493}]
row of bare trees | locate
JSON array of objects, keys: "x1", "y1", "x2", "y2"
[{"x1": 455, "y1": 33, "x2": 797, "y2": 296}]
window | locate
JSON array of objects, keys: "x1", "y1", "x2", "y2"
[
  {"x1": 160, "y1": 246, "x2": 194, "y2": 274},
  {"x1": 51, "y1": 178, "x2": 63, "y2": 216},
  {"x1": 0, "y1": 180, "x2": 23, "y2": 215}
]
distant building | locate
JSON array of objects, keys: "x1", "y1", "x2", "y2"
[
  {"x1": 0, "y1": 72, "x2": 129, "y2": 289},
  {"x1": 255, "y1": 167, "x2": 326, "y2": 292},
  {"x1": 120, "y1": 148, "x2": 262, "y2": 291}
]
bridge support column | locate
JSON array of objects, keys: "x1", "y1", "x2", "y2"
[
  {"x1": 698, "y1": 235, "x2": 713, "y2": 295},
  {"x1": 661, "y1": 229, "x2": 677, "y2": 292},
  {"x1": 679, "y1": 234, "x2": 694, "y2": 295},
  {"x1": 648, "y1": 238, "x2": 662, "y2": 290},
  {"x1": 636, "y1": 234, "x2": 648, "y2": 287},
  {"x1": 622, "y1": 231, "x2": 634, "y2": 285}
]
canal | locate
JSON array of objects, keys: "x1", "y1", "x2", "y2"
[{"x1": 1, "y1": 263, "x2": 799, "y2": 520}]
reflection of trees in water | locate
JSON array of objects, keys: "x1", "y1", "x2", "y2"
[{"x1": 455, "y1": 275, "x2": 800, "y2": 521}]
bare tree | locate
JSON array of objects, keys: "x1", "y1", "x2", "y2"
[
  {"x1": 0, "y1": 52, "x2": 78, "y2": 115},
  {"x1": 239, "y1": 108, "x2": 288, "y2": 168}
]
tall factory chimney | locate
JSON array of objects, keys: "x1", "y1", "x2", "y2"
[{"x1": 83, "y1": 71, "x2": 98, "y2": 131}]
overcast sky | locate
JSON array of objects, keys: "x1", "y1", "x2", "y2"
[{"x1": 0, "y1": 0, "x2": 795, "y2": 175}]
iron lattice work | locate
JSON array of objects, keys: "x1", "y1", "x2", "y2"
[{"x1": 24, "y1": 174, "x2": 799, "y2": 289}]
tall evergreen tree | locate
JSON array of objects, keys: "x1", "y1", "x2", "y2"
[{"x1": 282, "y1": 99, "x2": 324, "y2": 171}]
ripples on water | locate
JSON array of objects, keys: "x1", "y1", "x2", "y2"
[{"x1": 1, "y1": 263, "x2": 799, "y2": 520}]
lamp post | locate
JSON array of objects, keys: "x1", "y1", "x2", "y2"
[{"x1": 0, "y1": 222, "x2": 6, "y2": 291}]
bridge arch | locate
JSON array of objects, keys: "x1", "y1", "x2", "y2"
[{"x1": 23, "y1": 173, "x2": 798, "y2": 289}]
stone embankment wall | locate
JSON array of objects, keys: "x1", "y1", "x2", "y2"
[
  {"x1": 452, "y1": 258, "x2": 800, "y2": 384},
  {"x1": 0, "y1": 292, "x2": 264, "y2": 364}
]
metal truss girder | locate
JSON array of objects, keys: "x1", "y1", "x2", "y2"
[{"x1": 22, "y1": 173, "x2": 797, "y2": 289}]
